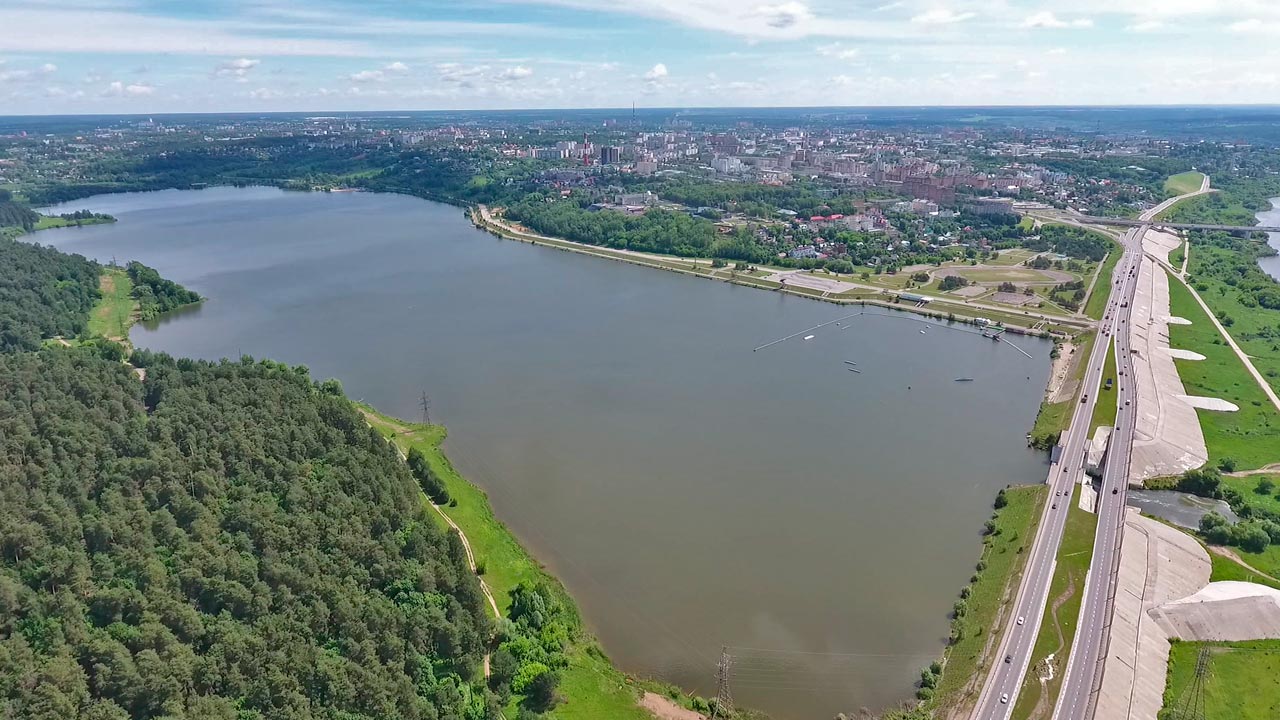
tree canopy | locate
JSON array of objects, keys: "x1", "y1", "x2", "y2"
[
  {"x1": 0, "y1": 239, "x2": 101, "y2": 352},
  {"x1": 0, "y1": 350, "x2": 497, "y2": 720}
]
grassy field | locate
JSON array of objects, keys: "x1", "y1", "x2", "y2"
[
  {"x1": 1166, "y1": 272, "x2": 1280, "y2": 470},
  {"x1": 1221, "y1": 473, "x2": 1280, "y2": 516},
  {"x1": 1208, "y1": 548, "x2": 1280, "y2": 591},
  {"x1": 87, "y1": 268, "x2": 136, "y2": 341},
  {"x1": 1089, "y1": 336, "x2": 1118, "y2": 433},
  {"x1": 1161, "y1": 640, "x2": 1280, "y2": 720},
  {"x1": 358, "y1": 406, "x2": 653, "y2": 720},
  {"x1": 1183, "y1": 244, "x2": 1280, "y2": 399},
  {"x1": 1169, "y1": 241, "x2": 1186, "y2": 270},
  {"x1": 1164, "y1": 171, "x2": 1207, "y2": 197},
  {"x1": 1012, "y1": 485, "x2": 1098, "y2": 720},
  {"x1": 1082, "y1": 244, "x2": 1121, "y2": 321},
  {"x1": 33, "y1": 215, "x2": 115, "y2": 231},
  {"x1": 931, "y1": 486, "x2": 1048, "y2": 717}
]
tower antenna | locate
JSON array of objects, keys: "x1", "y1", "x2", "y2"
[{"x1": 419, "y1": 391, "x2": 432, "y2": 426}]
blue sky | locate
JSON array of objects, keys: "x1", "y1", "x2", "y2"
[{"x1": 2, "y1": 0, "x2": 1279, "y2": 114}]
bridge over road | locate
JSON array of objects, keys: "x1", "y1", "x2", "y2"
[{"x1": 1073, "y1": 217, "x2": 1280, "y2": 234}]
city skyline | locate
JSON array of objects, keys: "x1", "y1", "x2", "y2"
[{"x1": 3, "y1": 0, "x2": 1280, "y2": 114}]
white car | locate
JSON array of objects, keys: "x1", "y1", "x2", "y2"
[
  {"x1": 1001, "y1": 693, "x2": 1009, "y2": 704},
  {"x1": 1017, "y1": 616, "x2": 1025, "y2": 626}
]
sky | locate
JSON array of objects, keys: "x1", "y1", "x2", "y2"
[{"x1": 2, "y1": 0, "x2": 1280, "y2": 114}]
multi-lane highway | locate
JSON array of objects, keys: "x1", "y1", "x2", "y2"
[
  {"x1": 969, "y1": 225, "x2": 1145, "y2": 720},
  {"x1": 1051, "y1": 230, "x2": 1143, "y2": 720}
]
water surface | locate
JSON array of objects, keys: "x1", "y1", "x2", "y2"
[
  {"x1": 1258, "y1": 197, "x2": 1280, "y2": 282},
  {"x1": 38, "y1": 187, "x2": 1053, "y2": 719}
]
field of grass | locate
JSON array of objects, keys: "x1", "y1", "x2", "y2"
[
  {"x1": 931, "y1": 486, "x2": 1048, "y2": 717},
  {"x1": 33, "y1": 215, "x2": 115, "y2": 231},
  {"x1": 1161, "y1": 640, "x2": 1280, "y2": 720},
  {"x1": 358, "y1": 406, "x2": 652, "y2": 720},
  {"x1": 1012, "y1": 485, "x2": 1097, "y2": 720},
  {"x1": 1208, "y1": 549, "x2": 1280, "y2": 591},
  {"x1": 1083, "y1": 244, "x2": 1121, "y2": 321},
  {"x1": 87, "y1": 268, "x2": 135, "y2": 341},
  {"x1": 1221, "y1": 473, "x2": 1280, "y2": 516},
  {"x1": 1183, "y1": 244, "x2": 1280, "y2": 399},
  {"x1": 1090, "y1": 336, "x2": 1118, "y2": 433},
  {"x1": 1017, "y1": 216, "x2": 1037, "y2": 233},
  {"x1": 1165, "y1": 272, "x2": 1280, "y2": 470},
  {"x1": 1169, "y1": 241, "x2": 1186, "y2": 270},
  {"x1": 1219, "y1": 542, "x2": 1280, "y2": 585},
  {"x1": 1164, "y1": 171, "x2": 1207, "y2": 197}
]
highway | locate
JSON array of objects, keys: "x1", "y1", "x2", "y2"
[
  {"x1": 1050, "y1": 231, "x2": 1142, "y2": 720},
  {"x1": 1049, "y1": 181, "x2": 1209, "y2": 720},
  {"x1": 968, "y1": 224, "x2": 1144, "y2": 720}
]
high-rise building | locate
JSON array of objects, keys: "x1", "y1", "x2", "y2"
[{"x1": 598, "y1": 146, "x2": 622, "y2": 164}]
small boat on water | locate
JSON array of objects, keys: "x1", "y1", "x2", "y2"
[
  {"x1": 848, "y1": 368, "x2": 862, "y2": 374},
  {"x1": 955, "y1": 377, "x2": 975, "y2": 382},
  {"x1": 844, "y1": 360, "x2": 857, "y2": 366},
  {"x1": 919, "y1": 329, "x2": 927, "y2": 334},
  {"x1": 804, "y1": 334, "x2": 815, "y2": 340}
]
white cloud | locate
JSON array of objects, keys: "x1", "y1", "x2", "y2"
[
  {"x1": 349, "y1": 69, "x2": 385, "y2": 82},
  {"x1": 643, "y1": 63, "x2": 668, "y2": 81},
  {"x1": 385, "y1": 61, "x2": 410, "y2": 73},
  {"x1": 102, "y1": 80, "x2": 154, "y2": 97},
  {"x1": 1, "y1": 8, "x2": 371, "y2": 56},
  {"x1": 1023, "y1": 12, "x2": 1093, "y2": 29},
  {"x1": 911, "y1": 8, "x2": 976, "y2": 25},
  {"x1": 40, "y1": 63, "x2": 57, "y2": 73},
  {"x1": 1127, "y1": 19, "x2": 1166, "y2": 32},
  {"x1": 498, "y1": 65, "x2": 534, "y2": 80},
  {"x1": 754, "y1": 2, "x2": 812, "y2": 29},
  {"x1": 816, "y1": 43, "x2": 859, "y2": 60},
  {"x1": 1227, "y1": 18, "x2": 1274, "y2": 34},
  {"x1": 1047, "y1": 47, "x2": 1068, "y2": 56},
  {"x1": 216, "y1": 58, "x2": 260, "y2": 81}
]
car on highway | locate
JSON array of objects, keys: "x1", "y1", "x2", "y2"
[
  {"x1": 1001, "y1": 693, "x2": 1009, "y2": 705},
  {"x1": 1113, "y1": 487, "x2": 1119, "y2": 494},
  {"x1": 1017, "y1": 616, "x2": 1024, "y2": 626},
  {"x1": 1005, "y1": 655, "x2": 1012, "y2": 664},
  {"x1": 1053, "y1": 503, "x2": 1058, "y2": 509}
]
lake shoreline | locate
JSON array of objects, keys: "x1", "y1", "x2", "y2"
[
  {"x1": 471, "y1": 204, "x2": 1084, "y2": 338},
  {"x1": 37, "y1": 185, "x2": 1056, "y2": 719}
]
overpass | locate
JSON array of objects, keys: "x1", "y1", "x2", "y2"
[{"x1": 1073, "y1": 217, "x2": 1280, "y2": 234}]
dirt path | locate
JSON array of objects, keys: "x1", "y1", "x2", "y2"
[
  {"x1": 360, "y1": 411, "x2": 502, "y2": 678},
  {"x1": 1208, "y1": 545, "x2": 1280, "y2": 584},
  {"x1": 639, "y1": 693, "x2": 707, "y2": 720},
  {"x1": 1227, "y1": 463, "x2": 1280, "y2": 477}
]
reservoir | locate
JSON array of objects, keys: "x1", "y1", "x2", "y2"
[
  {"x1": 1258, "y1": 197, "x2": 1280, "y2": 282},
  {"x1": 38, "y1": 187, "x2": 1053, "y2": 719}
]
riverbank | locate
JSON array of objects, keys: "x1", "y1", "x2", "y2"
[
  {"x1": 358, "y1": 405, "x2": 733, "y2": 720},
  {"x1": 472, "y1": 205, "x2": 1083, "y2": 338}
]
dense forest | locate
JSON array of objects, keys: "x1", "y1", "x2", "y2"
[
  {"x1": 505, "y1": 198, "x2": 739, "y2": 260},
  {"x1": 0, "y1": 350, "x2": 496, "y2": 719},
  {"x1": 126, "y1": 261, "x2": 203, "y2": 320},
  {"x1": 0, "y1": 238, "x2": 101, "y2": 352},
  {"x1": 0, "y1": 199, "x2": 41, "y2": 233},
  {"x1": 1, "y1": 237, "x2": 572, "y2": 719}
]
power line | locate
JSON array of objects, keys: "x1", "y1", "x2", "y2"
[
  {"x1": 1170, "y1": 647, "x2": 1209, "y2": 720},
  {"x1": 711, "y1": 647, "x2": 734, "y2": 720}
]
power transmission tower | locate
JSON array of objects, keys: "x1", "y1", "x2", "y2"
[
  {"x1": 1171, "y1": 647, "x2": 1210, "y2": 720},
  {"x1": 711, "y1": 647, "x2": 734, "y2": 720},
  {"x1": 419, "y1": 391, "x2": 432, "y2": 426}
]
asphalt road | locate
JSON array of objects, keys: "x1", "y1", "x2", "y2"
[
  {"x1": 968, "y1": 226, "x2": 1144, "y2": 719},
  {"x1": 1051, "y1": 228, "x2": 1143, "y2": 720}
]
